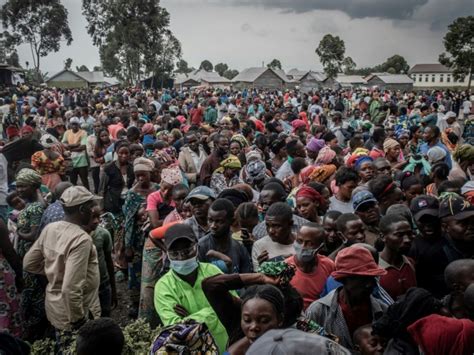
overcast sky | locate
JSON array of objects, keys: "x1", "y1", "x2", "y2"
[{"x1": 5, "y1": 0, "x2": 473, "y2": 75}]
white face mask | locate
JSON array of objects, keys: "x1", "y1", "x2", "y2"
[{"x1": 168, "y1": 255, "x2": 199, "y2": 275}]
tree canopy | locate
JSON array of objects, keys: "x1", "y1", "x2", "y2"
[
  {"x1": 316, "y1": 34, "x2": 345, "y2": 79},
  {"x1": 439, "y1": 16, "x2": 473, "y2": 90},
  {"x1": 345, "y1": 55, "x2": 410, "y2": 76},
  {"x1": 1, "y1": 0, "x2": 72, "y2": 82},
  {"x1": 223, "y1": 69, "x2": 239, "y2": 80},
  {"x1": 199, "y1": 60, "x2": 213, "y2": 72},
  {"x1": 82, "y1": 0, "x2": 181, "y2": 85},
  {"x1": 342, "y1": 57, "x2": 356, "y2": 75},
  {"x1": 76, "y1": 65, "x2": 89, "y2": 72},
  {"x1": 175, "y1": 59, "x2": 193, "y2": 74},
  {"x1": 64, "y1": 58, "x2": 73, "y2": 70},
  {"x1": 267, "y1": 59, "x2": 282, "y2": 70},
  {"x1": 214, "y1": 63, "x2": 229, "y2": 76}
]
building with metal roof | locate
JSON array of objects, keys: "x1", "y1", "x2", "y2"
[{"x1": 232, "y1": 67, "x2": 290, "y2": 90}]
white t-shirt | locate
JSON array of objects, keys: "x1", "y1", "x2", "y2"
[
  {"x1": 463, "y1": 100, "x2": 472, "y2": 114},
  {"x1": 328, "y1": 196, "x2": 354, "y2": 214},
  {"x1": 252, "y1": 236, "x2": 295, "y2": 271}
]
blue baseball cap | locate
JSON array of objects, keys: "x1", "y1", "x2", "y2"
[
  {"x1": 353, "y1": 191, "x2": 378, "y2": 212},
  {"x1": 185, "y1": 186, "x2": 216, "y2": 202}
]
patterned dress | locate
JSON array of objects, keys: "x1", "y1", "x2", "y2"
[
  {"x1": 0, "y1": 250, "x2": 22, "y2": 337},
  {"x1": 31, "y1": 150, "x2": 65, "y2": 191},
  {"x1": 17, "y1": 202, "x2": 46, "y2": 337}
]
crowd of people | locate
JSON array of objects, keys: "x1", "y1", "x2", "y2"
[{"x1": 0, "y1": 84, "x2": 473, "y2": 354}]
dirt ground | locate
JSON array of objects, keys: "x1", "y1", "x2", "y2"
[{"x1": 111, "y1": 278, "x2": 133, "y2": 327}]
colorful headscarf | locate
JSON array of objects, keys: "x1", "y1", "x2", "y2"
[
  {"x1": 383, "y1": 138, "x2": 400, "y2": 153},
  {"x1": 16, "y1": 168, "x2": 42, "y2": 186},
  {"x1": 221, "y1": 155, "x2": 241, "y2": 169},
  {"x1": 161, "y1": 165, "x2": 183, "y2": 186},
  {"x1": 214, "y1": 154, "x2": 241, "y2": 174},
  {"x1": 315, "y1": 146, "x2": 336, "y2": 165},
  {"x1": 292, "y1": 119, "x2": 307, "y2": 132},
  {"x1": 245, "y1": 159, "x2": 266, "y2": 183},
  {"x1": 354, "y1": 156, "x2": 374, "y2": 171},
  {"x1": 453, "y1": 144, "x2": 474, "y2": 163},
  {"x1": 296, "y1": 186, "x2": 323, "y2": 205},
  {"x1": 309, "y1": 164, "x2": 337, "y2": 183},
  {"x1": 300, "y1": 166, "x2": 317, "y2": 185},
  {"x1": 306, "y1": 138, "x2": 325, "y2": 153},
  {"x1": 40, "y1": 133, "x2": 59, "y2": 149},
  {"x1": 20, "y1": 125, "x2": 34, "y2": 135},
  {"x1": 346, "y1": 148, "x2": 370, "y2": 168},
  {"x1": 231, "y1": 134, "x2": 249, "y2": 148},
  {"x1": 133, "y1": 157, "x2": 155, "y2": 172},
  {"x1": 142, "y1": 123, "x2": 155, "y2": 135}
]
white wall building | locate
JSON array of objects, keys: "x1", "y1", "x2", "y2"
[{"x1": 409, "y1": 64, "x2": 470, "y2": 88}]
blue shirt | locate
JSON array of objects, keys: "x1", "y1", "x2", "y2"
[{"x1": 419, "y1": 141, "x2": 452, "y2": 169}]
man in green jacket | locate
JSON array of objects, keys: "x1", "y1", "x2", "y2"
[
  {"x1": 205, "y1": 99, "x2": 218, "y2": 126},
  {"x1": 154, "y1": 223, "x2": 228, "y2": 353}
]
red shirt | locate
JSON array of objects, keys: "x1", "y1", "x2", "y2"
[
  {"x1": 285, "y1": 254, "x2": 335, "y2": 310},
  {"x1": 190, "y1": 107, "x2": 203, "y2": 126},
  {"x1": 379, "y1": 256, "x2": 417, "y2": 300},
  {"x1": 338, "y1": 290, "x2": 372, "y2": 336}
]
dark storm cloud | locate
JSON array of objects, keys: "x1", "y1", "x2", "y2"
[{"x1": 228, "y1": 0, "x2": 429, "y2": 20}]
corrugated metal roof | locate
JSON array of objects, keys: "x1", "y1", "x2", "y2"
[
  {"x1": 175, "y1": 70, "x2": 229, "y2": 84},
  {"x1": 409, "y1": 64, "x2": 451, "y2": 74},
  {"x1": 333, "y1": 75, "x2": 366, "y2": 84},
  {"x1": 300, "y1": 71, "x2": 326, "y2": 82},
  {"x1": 232, "y1": 67, "x2": 290, "y2": 83},
  {"x1": 75, "y1": 71, "x2": 104, "y2": 83},
  {"x1": 371, "y1": 74, "x2": 414, "y2": 84}
]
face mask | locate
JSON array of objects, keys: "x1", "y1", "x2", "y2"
[
  {"x1": 293, "y1": 242, "x2": 324, "y2": 263},
  {"x1": 168, "y1": 255, "x2": 199, "y2": 275}
]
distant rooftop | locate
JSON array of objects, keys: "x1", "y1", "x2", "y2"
[{"x1": 409, "y1": 64, "x2": 451, "y2": 74}]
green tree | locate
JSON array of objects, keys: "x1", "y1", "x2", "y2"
[
  {"x1": 199, "y1": 60, "x2": 213, "y2": 71},
  {"x1": 439, "y1": 16, "x2": 474, "y2": 90},
  {"x1": 316, "y1": 34, "x2": 345, "y2": 79},
  {"x1": 342, "y1": 57, "x2": 356, "y2": 74},
  {"x1": 381, "y1": 54, "x2": 409, "y2": 74},
  {"x1": 223, "y1": 69, "x2": 239, "y2": 80},
  {"x1": 175, "y1": 59, "x2": 192, "y2": 74},
  {"x1": 1, "y1": 0, "x2": 72, "y2": 82},
  {"x1": 214, "y1": 63, "x2": 229, "y2": 76},
  {"x1": 82, "y1": 0, "x2": 181, "y2": 85},
  {"x1": 76, "y1": 65, "x2": 89, "y2": 72},
  {"x1": 64, "y1": 58, "x2": 73, "y2": 70},
  {"x1": 267, "y1": 59, "x2": 282, "y2": 70},
  {"x1": 7, "y1": 51, "x2": 20, "y2": 67},
  {"x1": 93, "y1": 65, "x2": 102, "y2": 71}
]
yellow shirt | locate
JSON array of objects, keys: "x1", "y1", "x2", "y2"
[{"x1": 23, "y1": 221, "x2": 101, "y2": 330}]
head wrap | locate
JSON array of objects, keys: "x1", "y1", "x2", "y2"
[
  {"x1": 220, "y1": 155, "x2": 241, "y2": 169},
  {"x1": 231, "y1": 134, "x2": 249, "y2": 148},
  {"x1": 6, "y1": 126, "x2": 19, "y2": 139},
  {"x1": 245, "y1": 160, "x2": 266, "y2": 183},
  {"x1": 408, "y1": 315, "x2": 474, "y2": 355},
  {"x1": 296, "y1": 186, "x2": 323, "y2": 205},
  {"x1": 346, "y1": 148, "x2": 370, "y2": 168},
  {"x1": 133, "y1": 157, "x2": 155, "y2": 172},
  {"x1": 426, "y1": 146, "x2": 447, "y2": 164},
  {"x1": 306, "y1": 138, "x2": 325, "y2": 153},
  {"x1": 396, "y1": 129, "x2": 410, "y2": 139},
  {"x1": 383, "y1": 138, "x2": 400, "y2": 153},
  {"x1": 40, "y1": 133, "x2": 59, "y2": 148},
  {"x1": 453, "y1": 144, "x2": 474, "y2": 163},
  {"x1": 246, "y1": 150, "x2": 262, "y2": 162},
  {"x1": 161, "y1": 165, "x2": 183, "y2": 186},
  {"x1": 16, "y1": 168, "x2": 42, "y2": 186},
  {"x1": 20, "y1": 125, "x2": 34, "y2": 135},
  {"x1": 142, "y1": 123, "x2": 155, "y2": 135},
  {"x1": 315, "y1": 146, "x2": 336, "y2": 165},
  {"x1": 291, "y1": 119, "x2": 307, "y2": 132},
  {"x1": 301, "y1": 164, "x2": 337, "y2": 184},
  {"x1": 354, "y1": 156, "x2": 374, "y2": 171},
  {"x1": 403, "y1": 156, "x2": 431, "y2": 176}
]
